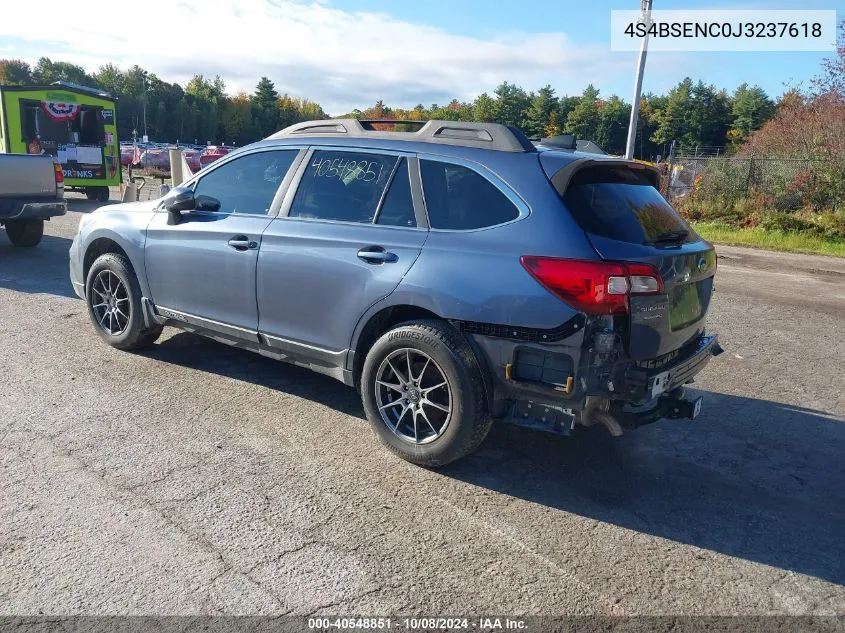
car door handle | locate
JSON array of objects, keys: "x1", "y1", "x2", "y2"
[
  {"x1": 228, "y1": 236, "x2": 257, "y2": 251},
  {"x1": 357, "y1": 247, "x2": 397, "y2": 264}
]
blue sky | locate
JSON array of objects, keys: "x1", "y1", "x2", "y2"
[
  {"x1": 0, "y1": 0, "x2": 841, "y2": 113},
  {"x1": 341, "y1": 0, "x2": 841, "y2": 98}
]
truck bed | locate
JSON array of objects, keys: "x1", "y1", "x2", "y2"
[{"x1": 0, "y1": 154, "x2": 63, "y2": 200}]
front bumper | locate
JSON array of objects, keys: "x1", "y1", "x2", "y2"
[
  {"x1": 69, "y1": 234, "x2": 85, "y2": 299},
  {"x1": 0, "y1": 198, "x2": 67, "y2": 221}
]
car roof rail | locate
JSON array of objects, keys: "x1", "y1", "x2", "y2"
[{"x1": 267, "y1": 119, "x2": 537, "y2": 153}]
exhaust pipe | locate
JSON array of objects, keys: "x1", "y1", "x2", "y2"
[
  {"x1": 578, "y1": 396, "x2": 624, "y2": 437},
  {"x1": 591, "y1": 410, "x2": 624, "y2": 437}
]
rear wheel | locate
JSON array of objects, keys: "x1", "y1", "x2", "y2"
[
  {"x1": 5, "y1": 219, "x2": 43, "y2": 247},
  {"x1": 85, "y1": 253, "x2": 163, "y2": 350},
  {"x1": 86, "y1": 187, "x2": 109, "y2": 202},
  {"x1": 361, "y1": 319, "x2": 491, "y2": 467}
]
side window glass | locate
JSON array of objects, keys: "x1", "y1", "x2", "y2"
[
  {"x1": 420, "y1": 159, "x2": 520, "y2": 230},
  {"x1": 192, "y1": 150, "x2": 297, "y2": 214},
  {"x1": 375, "y1": 158, "x2": 416, "y2": 228},
  {"x1": 289, "y1": 150, "x2": 396, "y2": 223}
]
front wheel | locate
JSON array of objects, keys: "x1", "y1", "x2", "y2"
[
  {"x1": 85, "y1": 253, "x2": 163, "y2": 350},
  {"x1": 361, "y1": 319, "x2": 492, "y2": 467},
  {"x1": 5, "y1": 219, "x2": 43, "y2": 247}
]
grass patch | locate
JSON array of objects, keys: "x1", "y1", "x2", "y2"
[{"x1": 692, "y1": 222, "x2": 845, "y2": 258}]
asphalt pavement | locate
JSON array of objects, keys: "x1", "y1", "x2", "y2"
[{"x1": 1, "y1": 199, "x2": 843, "y2": 616}]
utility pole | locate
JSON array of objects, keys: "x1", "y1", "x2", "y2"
[
  {"x1": 141, "y1": 70, "x2": 149, "y2": 143},
  {"x1": 625, "y1": 0, "x2": 653, "y2": 160}
]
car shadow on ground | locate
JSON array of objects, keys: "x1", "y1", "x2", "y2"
[
  {"x1": 64, "y1": 195, "x2": 120, "y2": 214},
  {"x1": 0, "y1": 233, "x2": 76, "y2": 298},
  {"x1": 146, "y1": 331, "x2": 845, "y2": 586}
]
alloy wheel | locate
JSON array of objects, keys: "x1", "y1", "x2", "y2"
[
  {"x1": 374, "y1": 348, "x2": 452, "y2": 444},
  {"x1": 90, "y1": 270, "x2": 130, "y2": 336}
]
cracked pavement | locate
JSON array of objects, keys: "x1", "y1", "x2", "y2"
[{"x1": 1, "y1": 199, "x2": 844, "y2": 615}]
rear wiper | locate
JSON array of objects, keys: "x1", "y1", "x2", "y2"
[{"x1": 648, "y1": 230, "x2": 689, "y2": 245}]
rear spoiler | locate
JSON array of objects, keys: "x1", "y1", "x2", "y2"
[{"x1": 542, "y1": 156, "x2": 661, "y2": 196}]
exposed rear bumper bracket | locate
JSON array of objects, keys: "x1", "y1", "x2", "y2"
[
  {"x1": 612, "y1": 389, "x2": 703, "y2": 429},
  {"x1": 624, "y1": 334, "x2": 722, "y2": 402}
]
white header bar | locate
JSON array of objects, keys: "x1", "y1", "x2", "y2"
[{"x1": 611, "y1": 10, "x2": 838, "y2": 52}]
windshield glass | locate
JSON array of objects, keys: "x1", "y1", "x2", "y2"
[{"x1": 563, "y1": 166, "x2": 694, "y2": 244}]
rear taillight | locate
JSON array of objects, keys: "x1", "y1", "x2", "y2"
[
  {"x1": 53, "y1": 162, "x2": 64, "y2": 184},
  {"x1": 520, "y1": 257, "x2": 664, "y2": 316}
]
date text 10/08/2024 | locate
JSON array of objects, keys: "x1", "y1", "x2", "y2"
[{"x1": 308, "y1": 617, "x2": 528, "y2": 630}]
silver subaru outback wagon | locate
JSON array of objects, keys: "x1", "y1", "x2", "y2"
[{"x1": 69, "y1": 119, "x2": 722, "y2": 466}]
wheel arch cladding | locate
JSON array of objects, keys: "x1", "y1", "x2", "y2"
[
  {"x1": 351, "y1": 304, "x2": 441, "y2": 386},
  {"x1": 349, "y1": 304, "x2": 504, "y2": 407},
  {"x1": 83, "y1": 236, "x2": 132, "y2": 284}
]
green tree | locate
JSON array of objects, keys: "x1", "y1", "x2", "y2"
[
  {"x1": 472, "y1": 92, "x2": 496, "y2": 122},
  {"x1": 566, "y1": 85, "x2": 601, "y2": 141},
  {"x1": 185, "y1": 74, "x2": 224, "y2": 100},
  {"x1": 595, "y1": 95, "x2": 631, "y2": 155},
  {"x1": 729, "y1": 83, "x2": 776, "y2": 143},
  {"x1": 652, "y1": 78, "x2": 732, "y2": 149},
  {"x1": 492, "y1": 82, "x2": 530, "y2": 127},
  {"x1": 251, "y1": 77, "x2": 280, "y2": 136},
  {"x1": 689, "y1": 81, "x2": 731, "y2": 148},
  {"x1": 222, "y1": 92, "x2": 258, "y2": 145},
  {"x1": 652, "y1": 78, "x2": 693, "y2": 146},
  {"x1": 0, "y1": 59, "x2": 32, "y2": 85},
  {"x1": 557, "y1": 95, "x2": 581, "y2": 127},
  {"x1": 524, "y1": 85, "x2": 558, "y2": 138},
  {"x1": 253, "y1": 76, "x2": 279, "y2": 108},
  {"x1": 32, "y1": 57, "x2": 91, "y2": 85},
  {"x1": 543, "y1": 110, "x2": 562, "y2": 138}
]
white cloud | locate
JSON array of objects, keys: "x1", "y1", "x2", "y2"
[{"x1": 0, "y1": 0, "x2": 681, "y2": 114}]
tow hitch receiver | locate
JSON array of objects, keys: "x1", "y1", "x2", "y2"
[{"x1": 660, "y1": 394, "x2": 703, "y2": 420}]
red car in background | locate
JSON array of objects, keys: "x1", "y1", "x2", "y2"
[
  {"x1": 199, "y1": 146, "x2": 231, "y2": 168},
  {"x1": 120, "y1": 146, "x2": 138, "y2": 167},
  {"x1": 138, "y1": 148, "x2": 171, "y2": 171}
]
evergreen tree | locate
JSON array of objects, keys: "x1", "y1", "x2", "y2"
[
  {"x1": 566, "y1": 85, "x2": 601, "y2": 141},
  {"x1": 557, "y1": 95, "x2": 581, "y2": 127},
  {"x1": 524, "y1": 85, "x2": 558, "y2": 138},
  {"x1": 543, "y1": 110, "x2": 562, "y2": 138},
  {"x1": 595, "y1": 95, "x2": 631, "y2": 155},
  {"x1": 472, "y1": 93, "x2": 496, "y2": 122},
  {"x1": 492, "y1": 82, "x2": 530, "y2": 128},
  {"x1": 729, "y1": 83, "x2": 775, "y2": 142},
  {"x1": 252, "y1": 77, "x2": 280, "y2": 136}
]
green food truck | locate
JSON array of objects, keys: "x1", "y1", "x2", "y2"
[{"x1": 0, "y1": 81, "x2": 120, "y2": 201}]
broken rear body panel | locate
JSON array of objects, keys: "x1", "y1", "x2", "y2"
[{"x1": 442, "y1": 149, "x2": 722, "y2": 435}]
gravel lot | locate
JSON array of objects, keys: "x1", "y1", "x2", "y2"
[{"x1": 1, "y1": 197, "x2": 844, "y2": 616}]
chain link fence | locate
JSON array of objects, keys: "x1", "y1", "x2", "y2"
[{"x1": 661, "y1": 154, "x2": 841, "y2": 214}]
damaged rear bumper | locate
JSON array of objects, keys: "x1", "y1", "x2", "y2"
[
  {"x1": 467, "y1": 329, "x2": 723, "y2": 437},
  {"x1": 622, "y1": 334, "x2": 723, "y2": 403}
]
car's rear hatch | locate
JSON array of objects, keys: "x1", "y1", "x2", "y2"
[{"x1": 541, "y1": 153, "x2": 716, "y2": 361}]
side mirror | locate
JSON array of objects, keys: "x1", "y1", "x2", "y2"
[{"x1": 163, "y1": 187, "x2": 195, "y2": 224}]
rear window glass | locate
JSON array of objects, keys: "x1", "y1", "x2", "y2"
[
  {"x1": 420, "y1": 160, "x2": 519, "y2": 230},
  {"x1": 563, "y1": 167, "x2": 693, "y2": 244}
]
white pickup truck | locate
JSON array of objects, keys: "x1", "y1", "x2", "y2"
[{"x1": 0, "y1": 154, "x2": 67, "y2": 246}]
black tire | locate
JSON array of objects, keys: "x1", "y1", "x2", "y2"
[
  {"x1": 361, "y1": 319, "x2": 492, "y2": 467},
  {"x1": 5, "y1": 219, "x2": 43, "y2": 247},
  {"x1": 85, "y1": 187, "x2": 109, "y2": 202},
  {"x1": 85, "y1": 252, "x2": 163, "y2": 350}
]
